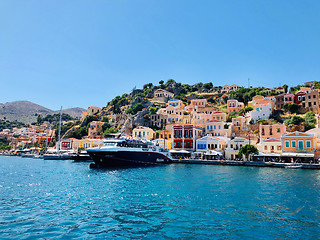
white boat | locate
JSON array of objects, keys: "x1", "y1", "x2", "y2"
[
  {"x1": 285, "y1": 164, "x2": 302, "y2": 169},
  {"x1": 43, "y1": 151, "x2": 73, "y2": 160}
]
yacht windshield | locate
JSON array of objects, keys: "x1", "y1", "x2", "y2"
[{"x1": 103, "y1": 142, "x2": 117, "y2": 147}]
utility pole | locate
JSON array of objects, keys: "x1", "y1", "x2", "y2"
[{"x1": 248, "y1": 78, "x2": 250, "y2": 88}]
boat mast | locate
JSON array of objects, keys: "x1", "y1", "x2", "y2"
[
  {"x1": 57, "y1": 106, "x2": 62, "y2": 152},
  {"x1": 45, "y1": 125, "x2": 50, "y2": 152}
]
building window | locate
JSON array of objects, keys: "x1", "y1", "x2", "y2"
[
  {"x1": 291, "y1": 141, "x2": 296, "y2": 148},
  {"x1": 264, "y1": 146, "x2": 267, "y2": 150},
  {"x1": 277, "y1": 128, "x2": 280, "y2": 133},
  {"x1": 285, "y1": 141, "x2": 289, "y2": 148},
  {"x1": 306, "y1": 140, "x2": 311, "y2": 148}
]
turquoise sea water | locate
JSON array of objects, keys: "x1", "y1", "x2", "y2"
[{"x1": 0, "y1": 156, "x2": 320, "y2": 239}]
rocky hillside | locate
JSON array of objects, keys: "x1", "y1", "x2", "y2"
[
  {"x1": 0, "y1": 101, "x2": 85, "y2": 124},
  {"x1": 58, "y1": 108, "x2": 86, "y2": 119}
]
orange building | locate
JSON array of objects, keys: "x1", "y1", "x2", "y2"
[
  {"x1": 281, "y1": 131, "x2": 316, "y2": 153},
  {"x1": 159, "y1": 129, "x2": 172, "y2": 140}
]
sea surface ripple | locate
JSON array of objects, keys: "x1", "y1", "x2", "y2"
[{"x1": 0, "y1": 156, "x2": 320, "y2": 239}]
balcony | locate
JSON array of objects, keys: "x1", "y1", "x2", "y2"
[{"x1": 295, "y1": 147, "x2": 307, "y2": 152}]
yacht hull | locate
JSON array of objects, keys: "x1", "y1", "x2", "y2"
[{"x1": 87, "y1": 150, "x2": 172, "y2": 167}]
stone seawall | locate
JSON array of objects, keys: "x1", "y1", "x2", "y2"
[{"x1": 172, "y1": 159, "x2": 320, "y2": 169}]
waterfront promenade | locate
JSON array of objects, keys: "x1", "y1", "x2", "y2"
[{"x1": 172, "y1": 159, "x2": 320, "y2": 169}]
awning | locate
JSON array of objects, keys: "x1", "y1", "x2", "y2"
[
  {"x1": 281, "y1": 152, "x2": 314, "y2": 157},
  {"x1": 179, "y1": 150, "x2": 191, "y2": 154},
  {"x1": 204, "y1": 150, "x2": 222, "y2": 155},
  {"x1": 170, "y1": 150, "x2": 191, "y2": 154}
]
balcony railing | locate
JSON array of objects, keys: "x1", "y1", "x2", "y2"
[{"x1": 295, "y1": 147, "x2": 307, "y2": 152}]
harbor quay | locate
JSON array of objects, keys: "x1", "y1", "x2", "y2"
[{"x1": 172, "y1": 159, "x2": 320, "y2": 169}]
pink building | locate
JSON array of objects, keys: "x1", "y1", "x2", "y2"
[
  {"x1": 227, "y1": 99, "x2": 245, "y2": 113},
  {"x1": 259, "y1": 124, "x2": 286, "y2": 141}
]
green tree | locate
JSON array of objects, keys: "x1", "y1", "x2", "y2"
[
  {"x1": 238, "y1": 144, "x2": 259, "y2": 160},
  {"x1": 101, "y1": 116, "x2": 109, "y2": 122},
  {"x1": 159, "y1": 80, "x2": 164, "y2": 85},
  {"x1": 203, "y1": 82, "x2": 213, "y2": 90},
  {"x1": 132, "y1": 103, "x2": 144, "y2": 114},
  {"x1": 166, "y1": 79, "x2": 175, "y2": 85},
  {"x1": 149, "y1": 107, "x2": 157, "y2": 115},
  {"x1": 37, "y1": 115, "x2": 43, "y2": 125},
  {"x1": 283, "y1": 103, "x2": 301, "y2": 114},
  {"x1": 126, "y1": 108, "x2": 133, "y2": 115},
  {"x1": 244, "y1": 106, "x2": 253, "y2": 112},
  {"x1": 304, "y1": 111, "x2": 316, "y2": 130},
  {"x1": 305, "y1": 111, "x2": 316, "y2": 124},
  {"x1": 82, "y1": 115, "x2": 99, "y2": 127},
  {"x1": 289, "y1": 115, "x2": 304, "y2": 125},
  {"x1": 144, "y1": 88, "x2": 152, "y2": 97},
  {"x1": 282, "y1": 84, "x2": 288, "y2": 93},
  {"x1": 103, "y1": 127, "x2": 118, "y2": 137}
]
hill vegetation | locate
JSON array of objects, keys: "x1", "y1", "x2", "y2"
[
  {"x1": 55, "y1": 79, "x2": 320, "y2": 139},
  {"x1": 0, "y1": 101, "x2": 85, "y2": 124},
  {"x1": 0, "y1": 119, "x2": 26, "y2": 132}
]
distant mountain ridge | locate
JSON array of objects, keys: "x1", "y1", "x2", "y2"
[{"x1": 0, "y1": 101, "x2": 85, "y2": 124}]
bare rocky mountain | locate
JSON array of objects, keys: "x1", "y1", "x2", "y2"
[
  {"x1": 0, "y1": 101, "x2": 85, "y2": 124},
  {"x1": 58, "y1": 108, "x2": 86, "y2": 119}
]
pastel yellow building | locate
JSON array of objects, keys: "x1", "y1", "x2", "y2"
[
  {"x1": 259, "y1": 138, "x2": 282, "y2": 154},
  {"x1": 132, "y1": 126, "x2": 155, "y2": 140},
  {"x1": 232, "y1": 116, "x2": 246, "y2": 133},
  {"x1": 73, "y1": 139, "x2": 103, "y2": 150}
]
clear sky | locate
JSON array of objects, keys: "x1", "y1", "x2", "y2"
[{"x1": 1, "y1": 0, "x2": 320, "y2": 110}]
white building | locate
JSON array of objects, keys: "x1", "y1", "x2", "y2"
[
  {"x1": 224, "y1": 137, "x2": 249, "y2": 160},
  {"x1": 196, "y1": 135, "x2": 225, "y2": 152},
  {"x1": 247, "y1": 102, "x2": 272, "y2": 123}
]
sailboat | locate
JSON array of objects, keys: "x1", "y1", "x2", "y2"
[{"x1": 43, "y1": 107, "x2": 73, "y2": 160}]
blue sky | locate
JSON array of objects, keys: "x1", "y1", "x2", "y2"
[{"x1": 1, "y1": 0, "x2": 320, "y2": 110}]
